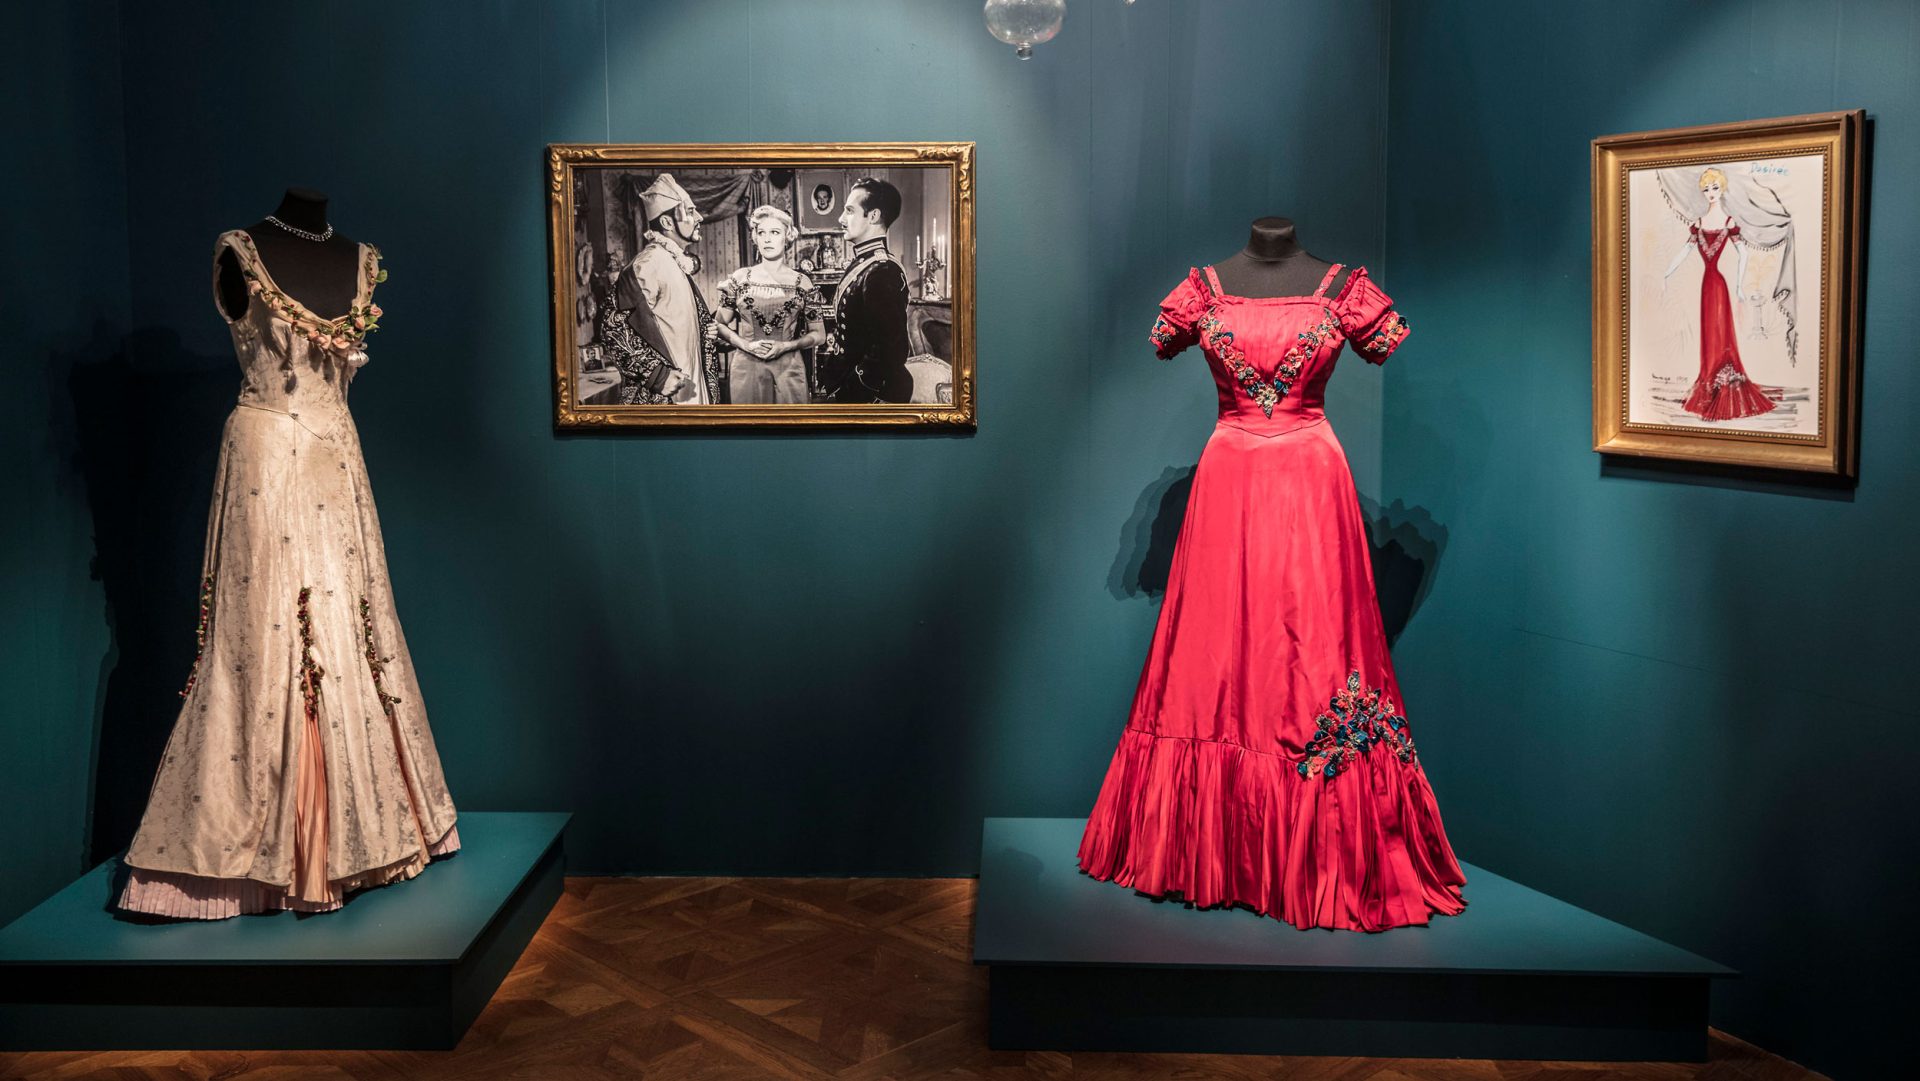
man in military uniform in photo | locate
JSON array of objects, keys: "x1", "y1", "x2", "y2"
[{"x1": 818, "y1": 177, "x2": 913, "y2": 404}]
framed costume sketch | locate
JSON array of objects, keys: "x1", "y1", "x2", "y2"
[
  {"x1": 546, "y1": 141, "x2": 976, "y2": 429},
  {"x1": 1591, "y1": 110, "x2": 1864, "y2": 476}
]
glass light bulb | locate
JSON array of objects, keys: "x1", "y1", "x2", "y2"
[{"x1": 983, "y1": 0, "x2": 1065, "y2": 60}]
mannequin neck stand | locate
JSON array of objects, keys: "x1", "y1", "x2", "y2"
[
  {"x1": 1210, "y1": 216, "x2": 1350, "y2": 300},
  {"x1": 217, "y1": 187, "x2": 362, "y2": 320}
]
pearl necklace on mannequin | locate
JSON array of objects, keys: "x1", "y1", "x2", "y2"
[{"x1": 264, "y1": 214, "x2": 333, "y2": 242}]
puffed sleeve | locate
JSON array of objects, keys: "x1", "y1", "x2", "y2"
[
  {"x1": 1148, "y1": 270, "x2": 1206, "y2": 360},
  {"x1": 714, "y1": 269, "x2": 741, "y2": 314},
  {"x1": 1335, "y1": 267, "x2": 1410, "y2": 365}
]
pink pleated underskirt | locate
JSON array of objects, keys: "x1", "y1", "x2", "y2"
[{"x1": 117, "y1": 824, "x2": 461, "y2": 919}]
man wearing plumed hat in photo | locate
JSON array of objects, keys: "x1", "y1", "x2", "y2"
[{"x1": 613, "y1": 172, "x2": 726, "y2": 404}]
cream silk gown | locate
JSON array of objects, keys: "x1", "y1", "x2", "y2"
[{"x1": 117, "y1": 230, "x2": 459, "y2": 918}]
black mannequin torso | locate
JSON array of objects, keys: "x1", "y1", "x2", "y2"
[
  {"x1": 216, "y1": 187, "x2": 362, "y2": 320},
  {"x1": 1210, "y1": 217, "x2": 1352, "y2": 300}
]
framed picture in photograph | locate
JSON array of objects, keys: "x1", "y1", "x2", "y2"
[
  {"x1": 1591, "y1": 110, "x2": 1864, "y2": 476},
  {"x1": 547, "y1": 141, "x2": 975, "y2": 429},
  {"x1": 795, "y1": 169, "x2": 843, "y2": 232}
]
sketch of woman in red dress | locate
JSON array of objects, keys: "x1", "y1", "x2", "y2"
[{"x1": 1656, "y1": 165, "x2": 1800, "y2": 422}]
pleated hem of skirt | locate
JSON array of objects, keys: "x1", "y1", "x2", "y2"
[
  {"x1": 117, "y1": 823, "x2": 462, "y2": 920},
  {"x1": 1077, "y1": 727, "x2": 1467, "y2": 933}
]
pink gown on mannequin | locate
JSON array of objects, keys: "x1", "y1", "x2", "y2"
[
  {"x1": 117, "y1": 230, "x2": 459, "y2": 918},
  {"x1": 1078, "y1": 263, "x2": 1467, "y2": 932}
]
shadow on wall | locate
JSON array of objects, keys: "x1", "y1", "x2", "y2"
[
  {"x1": 1597, "y1": 455, "x2": 1858, "y2": 501},
  {"x1": 1105, "y1": 465, "x2": 1194, "y2": 601},
  {"x1": 1358, "y1": 496, "x2": 1448, "y2": 645},
  {"x1": 66, "y1": 328, "x2": 234, "y2": 865},
  {"x1": 1104, "y1": 466, "x2": 1447, "y2": 646}
]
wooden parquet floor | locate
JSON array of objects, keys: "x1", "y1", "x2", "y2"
[{"x1": 0, "y1": 877, "x2": 1825, "y2": 1081}]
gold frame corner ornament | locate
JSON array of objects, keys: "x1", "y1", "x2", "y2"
[
  {"x1": 1590, "y1": 110, "x2": 1863, "y2": 477},
  {"x1": 547, "y1": 141, "x2": 978, "y2": 431}
]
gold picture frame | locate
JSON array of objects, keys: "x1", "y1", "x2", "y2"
[
  {"x1": 547, "y1": 141, "x2": 976, "y2": 430},
  {"x1": 1591, "y1": 110, "x2": 1863, "y2": 476}
]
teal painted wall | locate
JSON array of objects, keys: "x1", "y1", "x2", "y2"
[
  {"x1": 2, "y1": 0, "x2": 1395, "y2": 921},
  {"x1": 0, "y1": 2, "x2": 128, "y2": 924},
  {"x1": 10, "y1": 2, "x2": 1914, "y2": 1073},
  {"x1": 1382, "y1": 2, "x2": 1917, "y2": 1077}
]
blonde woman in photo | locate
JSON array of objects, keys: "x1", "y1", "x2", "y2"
[{"x1": 712, "y1": 205, "x2": 826, "y2": 405}]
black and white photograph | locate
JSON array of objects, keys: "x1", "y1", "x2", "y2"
[{"x1": 548, "y1": 142, "x2": 975, "y2": 429}]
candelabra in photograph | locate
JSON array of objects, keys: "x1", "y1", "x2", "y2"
[{"x1": 916, "y1": 248, "x2": 946, "y2": 301}]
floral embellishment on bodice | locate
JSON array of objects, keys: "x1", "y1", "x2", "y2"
[
  {"x1": 1197, "y1": 304, "x2": 1340, "y2": 418},
  {"x1": 1276, "y1": 307, "x2": 1341, "y2": 403},
  {"x1": 739, "y1": 292, "x2": 803, "y2": 337},
  {"x1": 228, "y1": 231, "x2": 386, "y2": 356},
  {"x1": 1298, "y1": 670, "x2": 1418, "y2": 780},
  {"x1": 717, "y1": 267, "x2": 822, "y2": 342},
  {"x1": 1146, "y1": 264, "x2": 1411, "y2": 396},
  {"x1": 1690, "y1": 221, "x2": 1739, "y2": 265}
]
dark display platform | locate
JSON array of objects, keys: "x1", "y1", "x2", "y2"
[
  {"x1": 974, "y1": 817, "x2": 1733, "y2": 1061},
  {"x1": 0, "y1": 811, "x2": 569, "y2": 1051}
]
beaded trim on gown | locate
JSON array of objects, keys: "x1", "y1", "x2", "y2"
[
  {"x1": 117, "y1": 230, "x2": 459, "y2": 918},
  {"x1": 1078, "y1": 263, "x2": 1467, "y2": 932}
]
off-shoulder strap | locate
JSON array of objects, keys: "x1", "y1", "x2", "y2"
[
  {"x1": 355, "y1": 242, "x2": 380, "y2": 308},
  {"x1": 211, "y1": 230, "x2": 253, "y2": 323},
  {"x1": 1201, "y1": 265, "x2": 1224, "y2": 300},
  {"x1": 217, "y1": 229, "x2": 264, "y2": 276},
  {"x1": 1311, "y1": 262, "x2": 1345, "y2": 298}
]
